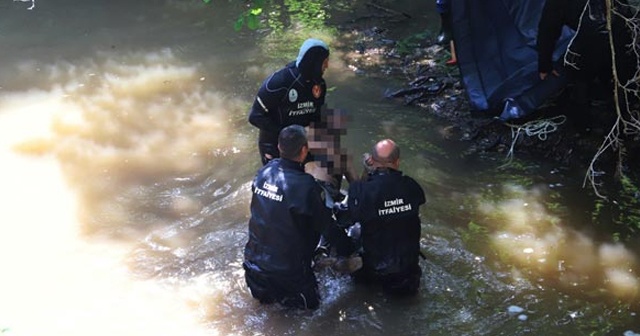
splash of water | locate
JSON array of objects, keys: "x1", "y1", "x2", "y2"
[{"x1": 0, "y1": 50, "x2": 253, "y2": 335}]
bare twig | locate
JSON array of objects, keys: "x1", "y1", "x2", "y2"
[
  {"x1": 366, "y1": 2, "x2": 412, "y2": 19},
  {"x1": 583, "y1": 0, "x2": 640, "y2": 198}
]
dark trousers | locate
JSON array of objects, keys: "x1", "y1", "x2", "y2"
[
  {"x1": 320, "y1": 220, "x2": 357, "y2": 257},
  {"x1": 354, "y1": 264, "x2": 422, "y2": 296},
  {"x1": 258, "y1": 142, "x2": 279, "y2": 165},
  {"x1": 243, "y1": 263, "x2": 320, "y2": 309},
  {"x1": 316, "y1": 179, "x2": 357, "y2": 258}
]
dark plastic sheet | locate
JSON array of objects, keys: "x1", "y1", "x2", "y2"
[{"x1": 452, "y1": 0, "x2": 574, "y2": 120}]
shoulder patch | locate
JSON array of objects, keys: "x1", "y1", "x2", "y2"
[
  {"x1": 312, "y1": 84, "x2": 322, "y2": 99},
  {"x1": 288, "y1": 88, "x2": 298, "y2": 102}
]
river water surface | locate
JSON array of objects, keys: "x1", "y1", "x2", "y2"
[{"x1": 1, "y1": 1, "x2": 639, "y2": 335}]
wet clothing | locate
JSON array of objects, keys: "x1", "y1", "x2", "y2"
[
  {"x1": 537, "y1": 0, "x2": 632, "y2": 79},
  {"x1": 243, "y1": 264, "x2": 320, "y2": 309},
  {"x1": 436, "y1": 0, "x2": 451, "y2": 14},
  {"x1": 248, "y1": 39, "x2": 329, "y2": 165},
  {"x1": 353, "y1": 263, "x2": 422, "y2": 296},
  {"x1": 537, "y1": 0, "x2": 608, "y2": 76},
  {"x1": 347, "y1": 168, "x2": 426, "y2": 295},
  {"x1": 537, "y1": 0, "x2": 634, "y2": 125},
  {"x1": 243, "y1": 158, "x2": 332, "y2": 309}
]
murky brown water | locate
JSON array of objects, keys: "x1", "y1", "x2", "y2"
[{"x1": 1, "y1": 1, "x2": 639, "y2": 335}]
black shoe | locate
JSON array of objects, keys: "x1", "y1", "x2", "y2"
[
  {"x1": 436, "y1": 30, "x2": 451, "y2": 45},
  {"x1": 436, "y1": 13, "x2": 453, "y2": 45}
]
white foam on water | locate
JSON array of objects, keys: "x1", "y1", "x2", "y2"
[{"x1": 0, "y1": 53, "x2": 245, "y2": 335}]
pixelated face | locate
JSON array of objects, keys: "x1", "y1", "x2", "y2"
[
  {"x1": 307, "y1": 109, "x2": 353, "y2": 175},
  {"x1": 327, "y1": 109, "x2": 349, "y2": 132},
  {"x1": 308, "y1": 109, "x2": 349, "y2": 144}
]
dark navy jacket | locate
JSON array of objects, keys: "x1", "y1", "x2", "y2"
[
  {"x1": 244, "y1": 158, "x2": 332, "y2": 278},
  {"x1": 537, "y1": 0, "x2": 631, "y2": 77},
  {"x1": 248, "y1": 42, "x2": 328, "y2": 158},
  {"x1": 537, "y1": 0, "x2": 591, "y2": 74},
  {"x1": 348, "y1": 169, "x2": 426, "y2": 275},
  {"x1": 436, "y1": 0, "x2": 450, "y2": 14},
  {"x1": 536, "y1": 0, "x2": 628, "y2": 74}
]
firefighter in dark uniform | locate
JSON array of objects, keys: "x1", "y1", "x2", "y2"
[
  {"x1": 248, "y1": 38, "x2": 329, "y2": 165},
  {"x1": 348, "y1": 139, "x2": 426, "y2": 296},
  {"x1": 537, "y1": 0, "x2": 634, "y2": 126},
  {"x1": 537, "y1": 0, "x2": 611, "y2": 81},
  {"x1": 243, "y1": 125, "x2": 333, "y2": 309}
]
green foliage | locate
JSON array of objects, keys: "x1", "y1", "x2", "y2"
[
  {"x1": 225, "y1": 0, "x2": 333, "y2": 34},
  {"x1": 395, "y1": 31, "x2": 428, "y2": 56},
  {"x1": 204, "y1": 0, "x2": 337, "y2": 72},
  {"x1": 617, "y1": 174, "x2": 640, "y2": 233},
  {"x1": 459, "y1": 221, "x2": 491, "y2": 255},
  {"x1": 545, "y1": 192, "x2": 568, "y2": 219},
  {"x1": 221, "y1": 0, "x2": 339, "y2": 76},
  {"x1": 284, "y1": 0, "x2": 328, "y2": 31},
  {"x1": 468, "y1": 221, "x2": 489, "y2": 236},
  {"x1": 233, "y1": 0, "x2": 265, "y2": 31},
  {"x1": 590, "y1": 173, "x2": 640, "y2": 241},
  {"x1": 265, "y1": 2, "x2": 285, "y2": 33},
  {"x1": 592, "y1": 198, "x2": 605, "y2": 222}
]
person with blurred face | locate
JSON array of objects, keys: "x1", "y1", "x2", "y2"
[{"x1": 248, "y1": 38, "x2": 330, "y2": 165}]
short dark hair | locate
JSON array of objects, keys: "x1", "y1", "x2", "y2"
[{"x1": 278, "y1": 125, "x2": 308, "y2": 159}]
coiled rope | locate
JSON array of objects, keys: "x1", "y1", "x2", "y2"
[{"x1": 502, "y1": 115, "x2": 567, "y2": 164}]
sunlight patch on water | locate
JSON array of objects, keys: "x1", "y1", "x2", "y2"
[
  {"x1": 479, "y1": 183, "x2": 639, "y2": 300},
  {"x1": 0, "y1": 97, "x2": 212, "y2": 336},
  {"x1": 599, "y1": 243, "x2": 638, "y2": 298},
  {"x1": 0, "y1": 50, "x2": 255, "y2": 335},
  {"x1": 9, "y1": 50, "x2": 251, "y2": 235}
]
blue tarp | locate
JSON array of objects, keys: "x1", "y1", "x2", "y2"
[{"x1": 452, "y1": 0, "x2": 575, "y2": 120}]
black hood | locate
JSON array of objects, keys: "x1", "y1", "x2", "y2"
[{"x1": 295, "y1": 39, "x2": 329, "y2": 81}]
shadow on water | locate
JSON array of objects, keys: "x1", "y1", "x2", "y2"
[{"x1": 1, "y1": 0, "x2": 640, "y2": 335}]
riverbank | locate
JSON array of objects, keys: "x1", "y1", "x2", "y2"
[
  {"x1": 337, "y1": 24, "x2": 615, "y2": 163},
  {"x1": 332, "y1": 9, "x2": 640, "y2": 238}
]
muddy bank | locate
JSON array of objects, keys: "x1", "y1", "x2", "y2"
[
  {"x1": 333, "y1": 14, "x2": 639, "y2": 177},
  {"x1": 329, "y1": 6, "x2": 640, "y2": 238}
]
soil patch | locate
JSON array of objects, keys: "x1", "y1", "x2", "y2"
[{"x1": 333, "y1": 11, "x2": 638, "y2": 173}]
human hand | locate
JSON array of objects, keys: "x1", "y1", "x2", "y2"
[
  {"x1": 361, "y1": 153, "x2": 374, "y2": 173},
  {"x1": 539, "y1": 69, "x2": 559, "y2": 80},
  {"x1": 362, "y1": 153, "x2": 373, "y2": 166}
]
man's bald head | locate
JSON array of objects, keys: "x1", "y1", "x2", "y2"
[{"x1": 371, "y1": 139, "x2": 400, "y2": 168}]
